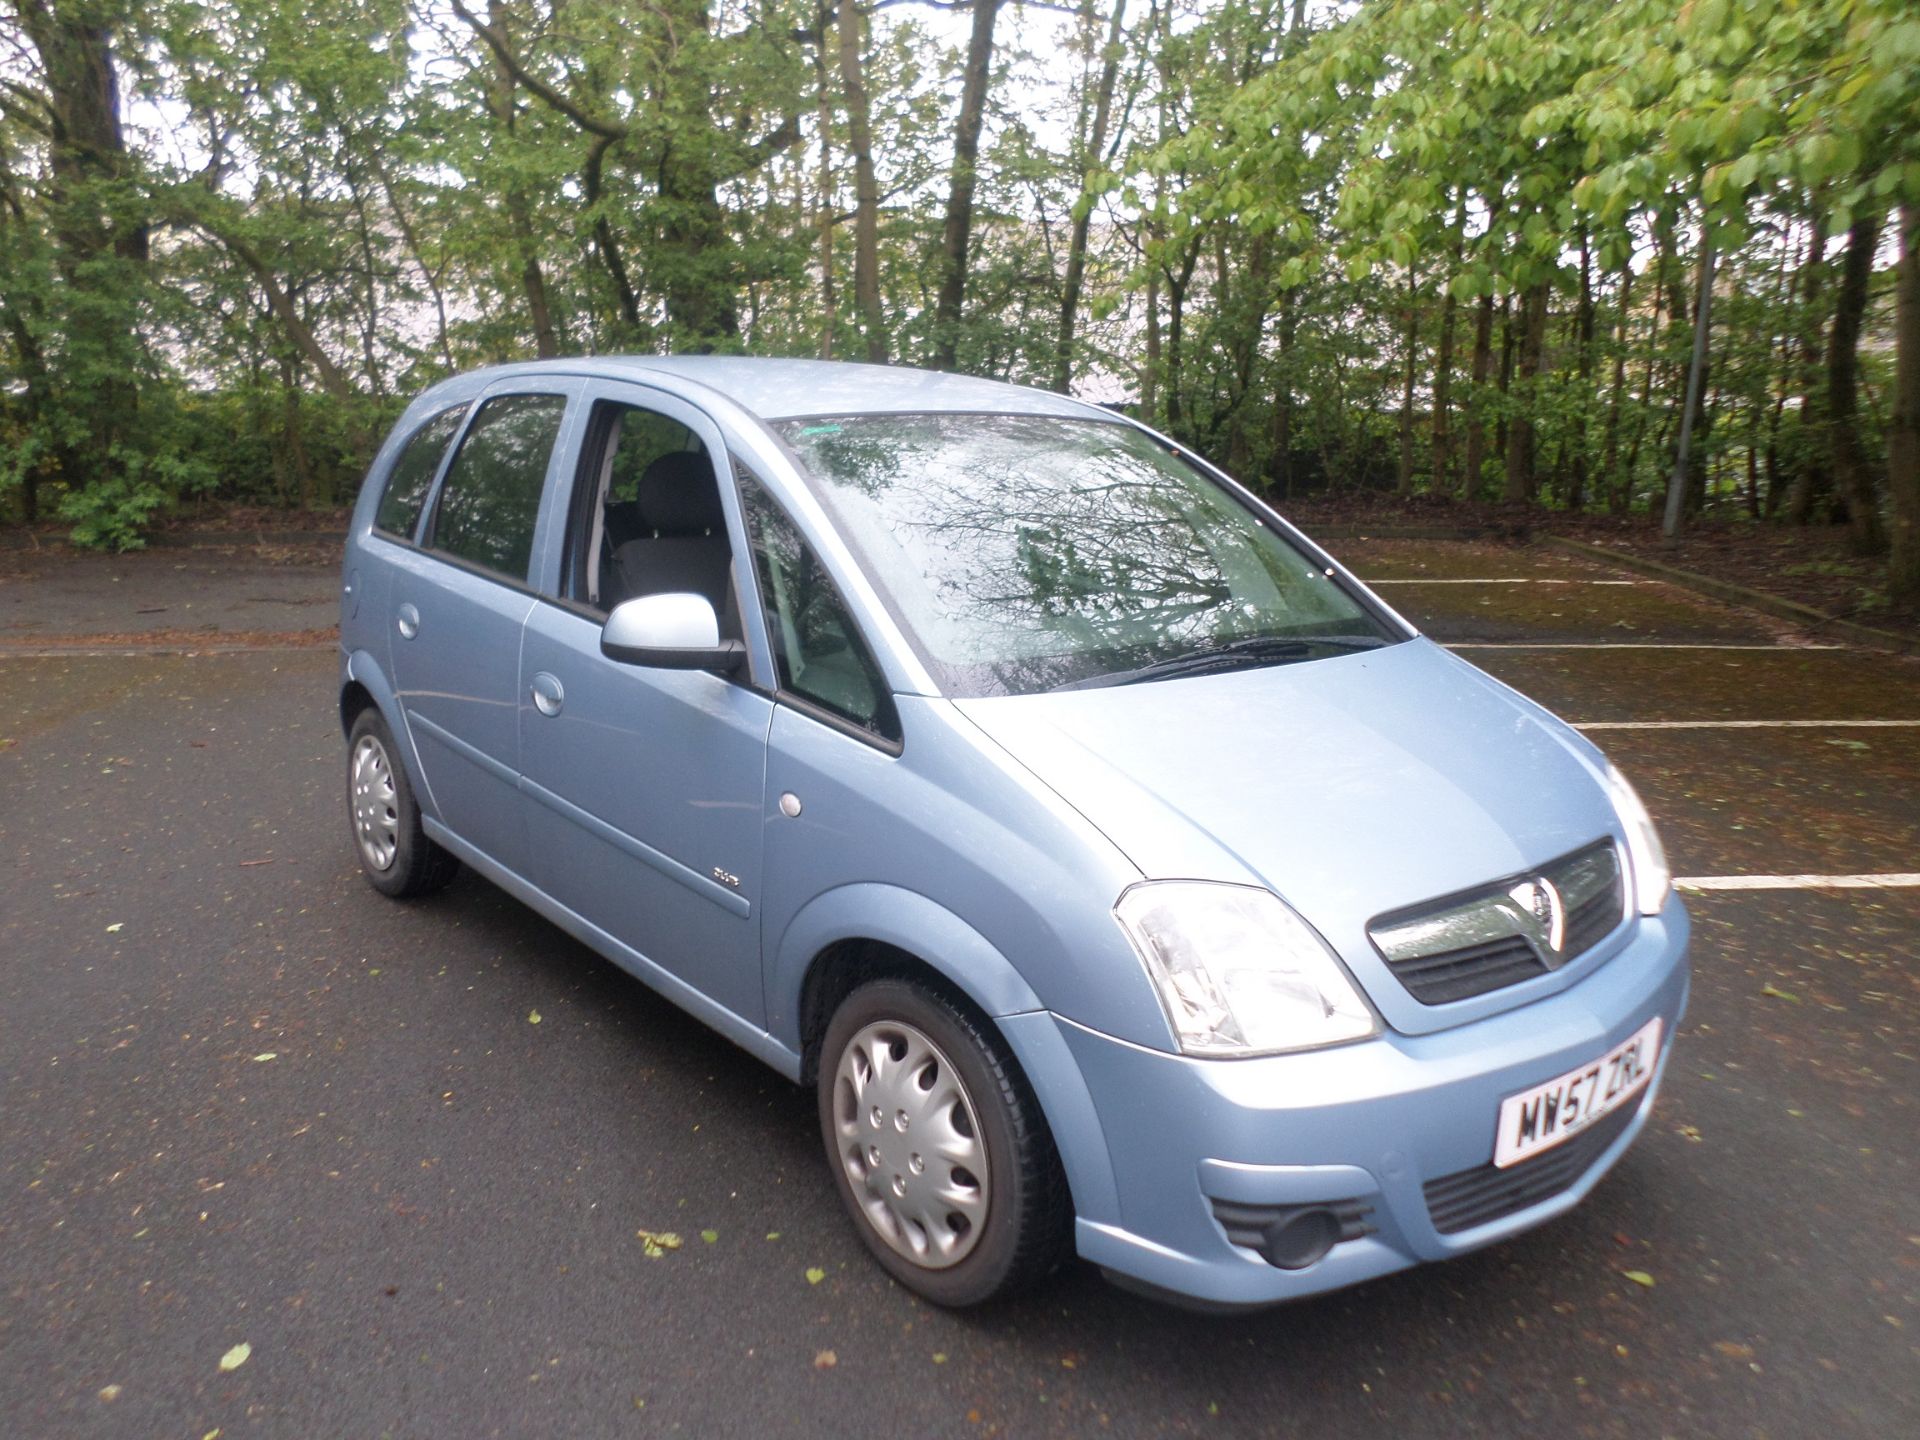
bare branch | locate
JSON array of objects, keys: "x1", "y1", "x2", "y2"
[{"x1": 449, "y1": 0, "x2": 628, "y2": 142}]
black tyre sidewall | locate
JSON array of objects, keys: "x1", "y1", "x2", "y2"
[{"x1": 818, "y1": 978, "x2": 1060, "y2": 1307}]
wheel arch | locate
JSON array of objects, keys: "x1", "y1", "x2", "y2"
[
  {"x1": 773, "y1": 885, "x2": 1121, "y2": 1225},
  {"x1": 339, "y1": 650, "x2": 437, "y2": 820}
]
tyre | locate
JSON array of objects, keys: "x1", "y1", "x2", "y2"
[
  {"x1": 818, "y1": 977, "x2": 1071, "y2": 1306},
  {"x1": 346, "y1": 707, "x2": 460, "y2": 899}
]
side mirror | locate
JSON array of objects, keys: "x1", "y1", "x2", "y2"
[{"x1": 600, "y1": 593, "x2": 745, "y2": 672}]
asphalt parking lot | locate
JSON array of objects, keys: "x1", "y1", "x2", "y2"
[{"x1": 2, "y1": 538, "x2": 1915, "y2": 1438}]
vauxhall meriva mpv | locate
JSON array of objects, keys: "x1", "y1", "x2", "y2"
[{"x1": 339, "y1": 357, "x2": 1689, "y2": 1309}]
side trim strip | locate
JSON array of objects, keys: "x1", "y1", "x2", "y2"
[
  {"x1": 515, "y1": 772, "x2": 753, "y2": 918},
  {"x1": 405, "y1": 708, "x2": 517, "y2": 785}
]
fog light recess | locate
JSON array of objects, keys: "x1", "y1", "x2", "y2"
[{"x1": 1208, "y1": 1197, "x2": 1376, "y2": 1271}]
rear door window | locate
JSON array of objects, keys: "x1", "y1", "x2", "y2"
[
  {"x1": 374, "y1": 403, "x2": 467, "y2": 539},
  {"x1": 429, "y1": 394, "x2": 568, "y2": 583}
]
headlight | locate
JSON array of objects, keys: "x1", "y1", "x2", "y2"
[
  {"x1": 1113, "y1": 882, "x2": 1377, "y2": 1057},
  {"x1": 1606, "y1": 764, "x2": 1672, "y2": 915}
]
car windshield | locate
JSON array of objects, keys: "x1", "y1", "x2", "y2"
[{"x1": 776, "y1": 413, "x2": 1403, "y2": 697}]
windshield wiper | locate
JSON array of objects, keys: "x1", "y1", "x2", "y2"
[{"x1": 1052, "y1": 634, "x2": 1389, "y2": 692}]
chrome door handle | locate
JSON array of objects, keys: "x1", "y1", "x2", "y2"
[
  {"x1": 396, "y1": 603, "x2": 420, "y2": 640},
  {"x1": 530, "y1": 672, "x2": 564, "y2": 717}
]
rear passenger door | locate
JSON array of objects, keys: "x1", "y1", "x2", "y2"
[
  {"x1": 390, "y1": 380, "x2": 581, "y2": 878},
  {"x1": 516, "y1": 382, "x2": 775, "y2": 1027}
]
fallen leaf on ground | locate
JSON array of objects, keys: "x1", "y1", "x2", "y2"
[
  {"x1": 252, "y1": 1053, "x2": 276, "y2": 1063},
  {"x1": 106, "y1": 923, "x2": 123, "y2": 933},
  {"x1": 635, "y1": 1230, "x2": 682, "y2": 1258},
  {"x1": 1760, "y1": 984, "x2": 1800, "y2": 1003},
  {"x1": 97, "y1": 1385, "x2": 121, "y2": 1402},
  {"x1": 218, "y1": 1342, "x2": 251, "y2": 1372},
  {"x1": 527, "y1": 1010, "x2": 542, "y2": 1024},
  {"x1": 813, "y1": 1350, "x2": 837, "y2": 1370},
  {"x1": 805, "y1": 1267, "x2": 826, "y2": 1285},
  {"x1": 700, "y1": 1230, "x2": 718, "y2": 1244},
  {"x1": 1622, "y1": 1270, "x2": 1656, "y2": 1288}
]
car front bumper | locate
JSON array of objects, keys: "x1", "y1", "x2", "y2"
[{"x1": 1006, "y1": 901, "x2": 1691, "y2": 1309}]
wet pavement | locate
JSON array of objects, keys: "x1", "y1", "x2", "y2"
[{"x1": 2, "y1": 537, "x2": 1916, "y2": 1438}]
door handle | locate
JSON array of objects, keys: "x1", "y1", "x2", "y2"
[
  {"x1": 396, "y1": 602, "x2": 420, "y2": 640},
  {"x1": 530, "y1": 672, "x2": 565, "y2": 717}
]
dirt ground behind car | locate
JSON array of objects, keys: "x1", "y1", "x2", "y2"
[{"x1": 0, "y1": 537, "x2": 1914, "y2": 1439}]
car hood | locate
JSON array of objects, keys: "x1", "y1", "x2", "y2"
[{"x1": 952, "y1": 639, "x2": 1626, "y2": 1035}]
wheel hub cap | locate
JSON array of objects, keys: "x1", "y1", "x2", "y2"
[
  {"x1": 350, "y1": 735, "x2": 399, "y2": 872},
  {"x1": 833, "y1": 1020, "x2": 989, "y2": 1270}
]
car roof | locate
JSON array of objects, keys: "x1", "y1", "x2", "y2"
[{"x1": 442, "y1": 355, "x2": 1115, "y2": 423}]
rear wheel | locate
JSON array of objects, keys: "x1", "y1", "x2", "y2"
[
  {"x1": 818, "y1": 978, "x2": 1070, "y2": 1306},
  {"x1": 346, "y1": 708, "x2": 459, "y2": 899}
]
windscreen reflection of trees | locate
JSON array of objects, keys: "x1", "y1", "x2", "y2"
[
  {"x1": 434, "y1": 395, "x2": 567, "y2": 580},
  {"x1": 789, "y1": 417, "x2": 1366, "y2": 694}
]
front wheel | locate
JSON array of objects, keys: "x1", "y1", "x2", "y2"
[
  {"x1": 818, "y1": 978, "x2": 1071, "y2": 1306},
  {"x1": 346, "y1": 708, "x2": 459, "y2": 899}
]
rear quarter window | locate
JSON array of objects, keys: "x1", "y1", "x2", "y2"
[{"x1": 374, "y1": 404, "x2": 468, "y2": 539}]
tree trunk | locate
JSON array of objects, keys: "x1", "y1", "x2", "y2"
[
  {"x1": 1664, "y1": 231, "x2": 1716, "y2": 540},
  {"x1": 1785, "y1": 212, "x2": 1830, "y2": 525},
  {"x1": 835, "y1": 0, "x2": 887, "y2": 363},
  {"x1": 1052, "y1": 0, "x2": 1127, "y2": 393},
  {"x1": 1461, "y1": 292, "x2": 1495, "y2": 499},
  {"x1": 209, "y1": 226, "x2": 356, "y2": 403},
  {"x1": 482, "y1": 4, "x2": 558, "y2": 357},
  {"x1": 930, "y1": 0, "x2": 1003, "y2": 370},
  {"x1": 14, "y1": 0, "x2": 146, "y2": 483},
  {"x1": 1431, "y1": 276, "x2": 1458, "y2": 495},
  {"x1": 1492, "y1": 292, "x2": 1518, "y2": 498},
  {"x1": 1601, "y1": 266, "x2": 1633, "y2": 513},
  {"x1": 370, "y1": 152, "x2": 456, "y2": 368},
  {"x1": 1568, "y1": 232, "x2": 1596, "y2": 511},
  {"x1": 1165, "y1": 275, "x2": 1187, "y2": 435},
  {"x1": 583, "y1": 134, "x2": 642, "y2": 339},
  {"x1": 1161, "y1": 239, "x2": 1200, "y2": 437},
  {"x1": 1763, "y1": 221, "x2": 1807, "y2": 517},
  {"x1": 1502, "y1": 280, "x2": 1548, "y2": 502},
  {"x1": 1827, "y1": 213, "x2": 1886, "y2": 554},
  {"x1": 1889, "y1": 203, "x2": 1920, "y2": 605},
  {"x1": 812, "y1": 21, "x2": 837, "y2": 359},
  {"x1": 1396, "y1": 267, "x2": 1421, "y2": 494},
  {"x1": 1142, "y1": 253, "x2": 1160, "y2": 419}
]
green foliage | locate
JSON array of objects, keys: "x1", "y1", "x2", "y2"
[{"x1": 0, "y1": 0, "x2": 1912, "y2": 552}]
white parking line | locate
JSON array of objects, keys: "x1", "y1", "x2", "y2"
[
  {"x1": 1447, "y1": 642, "x2": 1843, "y2": 651},
  {"x1": 1367, "y1": 578, "x2": 1641, "y2": 586},
  {"x1": 1575, "y1": 719, "x2": 1920, "y2": 731},
  {"x1": 1677, "y1": 874, "x2": 1920, "y2": 891}
]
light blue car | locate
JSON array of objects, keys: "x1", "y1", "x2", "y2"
[{"x1": 339, "y1": 358, "x2": 1689, "y2": 1309}]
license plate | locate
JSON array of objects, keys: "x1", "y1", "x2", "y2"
[{"x1": 1494, "y1": 1018, "x2": 1662, "y2": 1169}]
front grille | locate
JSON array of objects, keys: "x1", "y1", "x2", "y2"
[
  {"x1": 1369, "y1": 841, "x2": 1627, "y2": 1005},
  {"x1": 1386, "y1": 935, "x2": 1546, "y2": 1005},
  {"x1": 1423, "y1": 1097, "x2": 1642, "y2": 1235},
  {"x1": 1563, "y1": 882, "x2": 1622, "y2": 957}
]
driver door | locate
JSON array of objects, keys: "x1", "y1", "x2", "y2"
[{"x1": 516, "y1": 383, "x2": 775, "y2": 1028}]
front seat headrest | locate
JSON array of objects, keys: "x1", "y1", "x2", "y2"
[{"x1": 637, "y1": 451, "x2": 724, "y2": 535}]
